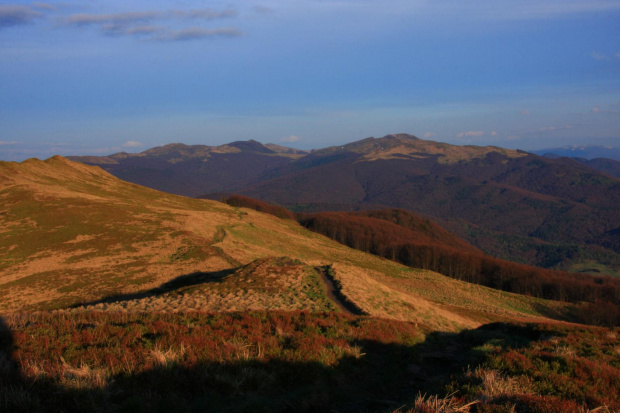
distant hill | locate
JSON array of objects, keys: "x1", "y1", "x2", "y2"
[
  {"x1": 232, "y1": 135, "x2": 620, "y2": 275},
  {"x1": 68, "y1": 140, "x2": 308, "y2": 197},
  {"x1": 541, "y1": 155, "x2": 620, "y2": 178},
  {"x1": 576, "y1": 157, "x2": 620, "y2": 178},
  {"x1": 533, "y1": 145, "x2": 620, "y2": 161},
  {"x1": 68, "y1": 134, "x2": 620, "y2": 275},
  {"x1": 533, "y1": 145, "x2": 620, "y2": 178}
]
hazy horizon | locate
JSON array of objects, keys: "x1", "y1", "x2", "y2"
[{"x1": 1, "y1": 0, "x2": 619, "y2": 161}]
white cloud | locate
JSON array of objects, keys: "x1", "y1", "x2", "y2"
[
  {"x1": 539, "y1": 125, "x2": 573, "y2": 133},
  {"x1": 490, "y1": 131, "x2": 498, "y2": 136},
  {"x1": 152, "y1": 27, "x2": 242, "y2": 41},
  {"x1": 423, "y1": 132, "x2": 436, "y2": 139},
  {"x1": 591, "y1": 104, "x2": 620, "y2": 114},
  {"x1": 591, "y1": 51, "x2": 610, "y2": 60},
  {"x1": 64, "y1": 12, "x2": 160, "y2": 26},
  {"x1": 122, "y1": 140, "x2": 143, "y2": 148},
  {"x1": 181, "y1": 9, "x2": 238, "y2": 20},
  {"x1": 281, "y1": 135, "x2": 301, "y2": 142},
  {"x1": 33, "y1": 3, "x2": 55, "y2": 11},
  {"x1": 456, "y1": 130, "x2": 484, "y2": 138},
  {"x1": 0, "y1": 140, "x2": 19, "y2": 145},
  {"x1": 254, "y1": 5, "x2": 275, "y2": 14}
]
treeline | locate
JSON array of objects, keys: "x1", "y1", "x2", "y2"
[
  {"x1": 224, "y1": 195, "x2": 296, "y2": 220},
  {"x1": 222, "y1": 195, "x2": 620, "y2": 325},
  {"x1": 298, "y1": 211, "x2": 620, "y2": 325}
]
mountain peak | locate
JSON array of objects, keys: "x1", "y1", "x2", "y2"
[
  {"x1": 381, "y1": 133, "x2": 420, "y2": 141},
  {"x1": 226, "y1": 139, "x2": 274, "y2": 153},
  {"x1": 0, "y1": 155, "x2": 114, "y2": 190},
  {"x1": 324, "y1": 133, "x2": 525, "y2": 163}
]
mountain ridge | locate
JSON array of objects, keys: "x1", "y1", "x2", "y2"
[
  {"x1": 66, "y1": 134, "x2": 620, "y2": 275},
  {"x1": 533, "y1": 144, "x2": 620, "y2": 161}
]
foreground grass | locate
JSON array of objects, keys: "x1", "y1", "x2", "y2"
[{"x1": 1, "y1": 311, "x2": 618, "y2": 412}]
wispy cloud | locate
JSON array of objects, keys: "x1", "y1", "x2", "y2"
[
  {"x1": 281, "y1": 135, "x2": 301, "y2": 142},
  {"x1": 456, "y1": 130, "x2": 484, "y2": 138},
  {"x1": 539, "y1": 126, "x2": 556, "y2": 132},
  {"x1": 64, "y1": 12, "x2": 160, "y2": 27},
  {"x1": 0, "y1": 5, "x2": 41, "y2": 29},
  {"x1": 253, "y1": 5, "x2": 275, "y2": 14},
  {"x1": 0, "y1": 140, "x2": 19, "y2": 145},
  {"x1": 423, "y1": 132, "x2": 436, "y2": 139},
  {"x1": 153, "y1": 27, "x2": 242, "y2": 41},
  {"x1": 33, "y1": 3, "x2": 55, "y2": 11},
  {"x1": 520, "y1": 110, "x2": 531, "y2": 116},
  {"x1": 591, "y1": 51, "x2": 611, "y2": 60},
  {"x1": 59, "y1": 7, "x2": 241, "y2": 41},
  {"x1": 177, "y1": 9, "x2": 238, "y2": 20},
  {"x1": 122, "y1": 140, "x2": 143, "y2": 148},
  {"x1": 62, "y1": 9, "x2": 237, "y2": 27},
  {"x1": 592, "y1": 104, "x2": 620, "y2": 114},
  {"x1": 539, "y1": 125, "x2": 573, "y2": 132}
]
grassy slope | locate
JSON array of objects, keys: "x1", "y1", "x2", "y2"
[{"x1": 0, "y1": 156, "x2": 573, "y2": 330}]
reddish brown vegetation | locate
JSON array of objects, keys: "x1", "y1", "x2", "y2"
[
  {"x1": 297, "y1": 209, "x2": 620, "y2": 326},
  {"x1": 224, "y1": 194, "x2": 296, "y2": 220},
  {"x1": 2, "y1": 312, "x2": 618, "y2": 412}
]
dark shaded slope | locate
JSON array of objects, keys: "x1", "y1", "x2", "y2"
[
  {"x1": 578, "y1": 157, "x2": 620, "y2": 178},
  {"x1": 240, "y1": 151, "x2": 620, "y2": 245},
  {"x1": 69, "y1": 141, "x2": 301, "y2": 197},
  {"x1": 7, "y1": 312, "x2": 620, "y2": 412}
]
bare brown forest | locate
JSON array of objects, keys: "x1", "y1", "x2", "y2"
[{"x1": 226, "y1": 195, "x2": 620, "y2": 326}]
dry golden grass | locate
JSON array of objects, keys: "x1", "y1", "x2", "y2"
[
  {"x1": 0, "y1": 156, "x2": 576, "y2": 330},
  {"x1": 75, "y1": 257, "x2": 335, "y2": 313}
]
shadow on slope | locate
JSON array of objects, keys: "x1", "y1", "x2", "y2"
[
  {"x1": 71, "y1": 268, "x2": 237, "y2": 309},
  {"x1": 5, "y1": 311, "x2": 609, "y2": 412}
]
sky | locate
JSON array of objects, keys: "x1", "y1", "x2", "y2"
[{"x1": 0, "y1": 0, "x2": 619, "y2": 161}]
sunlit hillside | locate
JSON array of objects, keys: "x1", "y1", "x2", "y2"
[{"x1": 0, "y1": 156, "x2": 573, "y2": 330}]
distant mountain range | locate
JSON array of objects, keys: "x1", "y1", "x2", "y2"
[
  {"x1": 531, "y1": 147, "x2": 620, "y2": 178},
  {"x1": 69, "y1": 140, "x2": 308, "y2": 197},
  {"x1": 69, "y1": 134, "x2": 620, "y2": 276},
  {"x1": 533, "y1": 144, "x2": 620, "y2": 161},
  {"x1": 532, "y1": 144, "x2": 620, "y2": 161}
]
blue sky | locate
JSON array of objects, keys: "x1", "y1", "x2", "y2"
[{"x1": 1, "y1": 0, "x2": 619, "y2": 161}]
